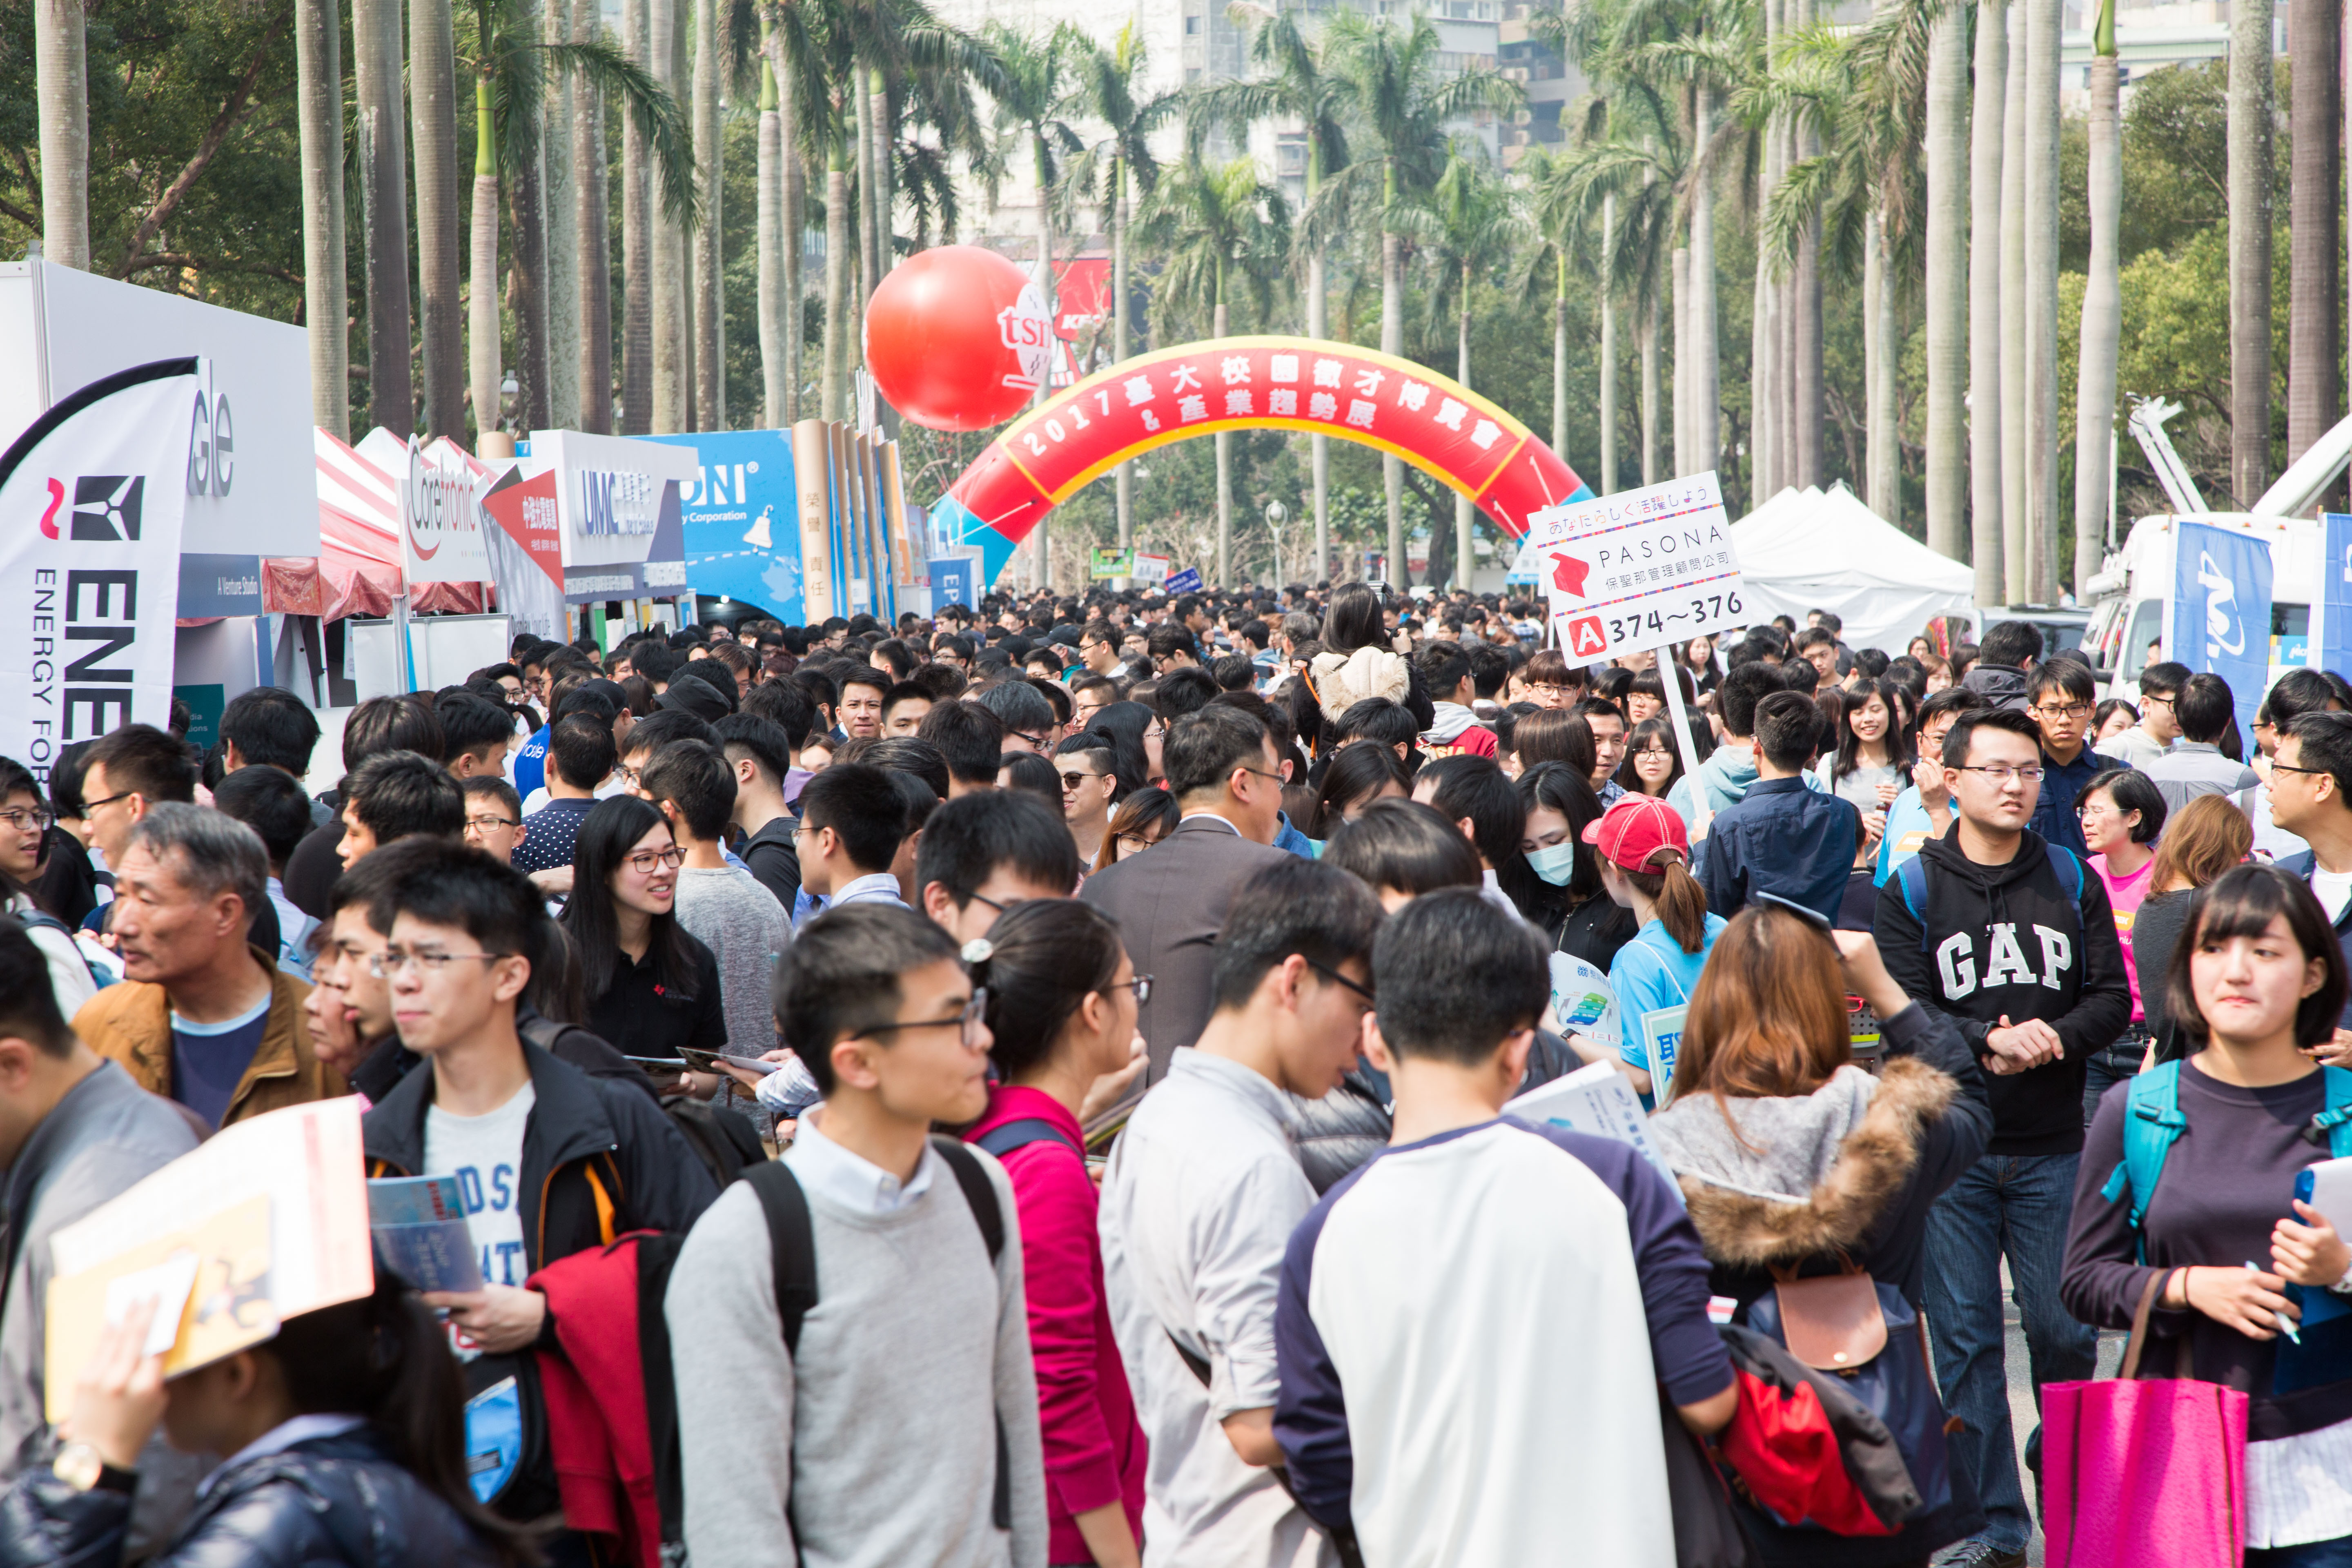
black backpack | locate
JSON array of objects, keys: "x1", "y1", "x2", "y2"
[{"x1": 516, "y1": 1014, "x2": 765, "y2": 1188}]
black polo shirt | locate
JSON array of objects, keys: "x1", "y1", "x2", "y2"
[
  {"x1": 738, "y1": 816, "x2": 802, "y2": 914},
  {"x1": 586, "y1": 933, "x2": 728, "y2": 1061}
]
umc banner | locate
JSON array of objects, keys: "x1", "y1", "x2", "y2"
[{"x1": 0, "y1": 358, "x2": 199, "y2": 787}]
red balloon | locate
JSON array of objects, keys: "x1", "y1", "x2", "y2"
[{"x1": 863, "y1": 245, "x2": 1055, "y2": 432}]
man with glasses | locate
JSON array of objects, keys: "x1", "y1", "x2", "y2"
[
  {"x1": 78, "y1": 723, "x2": 198, "y2": 877},
  {"x1": 2023, "y1": 659, "x2": 2101, "y2": 856},
  {"x1": 1054, "y1": 737, "x2": 1120, "y2": 869},
  {"x1": 1873, "y1": 707, "x2": 2129, "y2": 1568},
  {"x1": 459, "y1": 776, "x2": 528, "y2": 866},
  {"x1": 2144, "y1": 671, "x2": 2263, "y2": 817},
  {"x1": 1078, "y1": 619, "x2": 1123, "y2": 678},
  {"x1": 2266, "y1": 713, "x2": 2352, "y2": 1038},
  {"x1": 74, "y1": 804, "x2": 344, "y2": 1129},
  {"x1": 361, "y1": 839, "x2": 715, "y2": 1545},
  {"x1": 914, "y1": 790, "x2": 1080, "y2": 945},
  {"x1": 1099, "y1": 859, "x2": 1382, "y2": 1568},
  {"x1": 669, "y1": 902, "x2": 1048, "y2": 1568},
  {"x1": 2095, "y1": 660, "x2": 2188, "y2": 771}
]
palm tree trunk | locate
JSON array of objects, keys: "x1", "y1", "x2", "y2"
[
  {"x1": 758, "y1": 33, "x2": 786, "y2": 429},
  {"x1": 354, "y1": 0, "x2": 412, "y2": 434},
  {"x1": 412, "y1": 0, "x2": 465, "y2": 441},
  {"x1": 857, "y1": 69, "x2": 883, "y2": 300},
  {"x1": 1306, "y1": 147, "x2": 1325, "y2": 579},
  {"x1": 542, "y1": 0, "x2": 579, "y2": 430},
  {"x1": 469, "y1": 74, "x2": 505, "y2": 446},
  {"x1": 1924, "y1": 6, "x2": 1967, "y2": 556},
  {"x1": 2074, "y1": 36, "x2": 2120, "y2": 590},
  {"x1": 295, "y1": 0, "x2": 348, "y2": 435},
  {"x1": 1215, "y1": 292, "x2": 1232, "y2": 589},
  {"x1": 1864, "y1": 215, "x2": 1884, "y2": 507},
  {"x1": 1601, "y1": 191, "x2": 1619, "y2": 495},
  {"x1": 1119, "y1": 157, "x2": 1138, "y2": 555},
  {"x1": 1969, "y1": 0, "x2": 2005, "y2": 605},
  {"x1": 823, "y1": 151, "x2": 849, "y2": 422},
  {"x1": 1552, "y1": 252, "x2": 1569, "y2": 471},
  {"x1": 1876, "y1": 249, "x2": 1901, "y2": 528},
  {"x1": 2024, "y1": 0, "x2": 2062, "y2": 600},
  {"x1": 509, "y1": 126, "x2": 550, "y2": 435},
  {"x1": 1641, "y1": 282, "x2": 1661, "y2": 487},
  {"x1": 1382, "y1": 187, "x2": 1404, "y2": 584},
  {"x1": 693, "y1": 0, "x2": 724, "y2": 431},
  {"x1": 1671, "y1": 244, "x2": 1690, "y2": 477},
  {"x1": 1455, "y1": 276, "x2": 1473, "y2": 587},
  {"x1": 1999, "y1": 0, "x2": 2027, "y2": 602},
  {"x1": 34, "y1": 0, "x2": 88, "y2": 270},
  {"x1": 574, "y1": 0, "x2": 613, "y2": 433},
  {"x1": 769, "y1": 22, "x2": 802, "y2": 425},
  {"x1": 2226, "y1": 0, "x2": 2274, "y2": 505},
  {"x1": 672, "y1": 0, "x2": 693, "y2": 431},
  {"x1": 2288, "y1": 0, "x2": 2341, "y2": 491},
  {"x1": 619, "y1": 0, "x2": 651, "y2": 433},
  {"x1": 648, "y1": 0, "x2": 682, "y2": 432},
  {"x1": 1031, "y1": 132, "x2": 1057, "y2": 590},
  {"x1": 1794, "y1": 220, "x2": 1823, "y2": 488},
  {"x1": 1689, "y1": 85, "x2": 1718, "y2": 477}
]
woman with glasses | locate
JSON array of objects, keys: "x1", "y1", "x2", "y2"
[
  {"x1": 0, "y1": 755, "x2": 94, "y2": 1014},
  {"x1": 1095, "y1": 787, "x2": 1178, "y2": 869},
  {"x1": 2075, "y1": 768, "x2": 2168, "y2": 1120},
  {"x1": 558, "y1": 795, "x2": 727, "y2": 1064},
  {"x1": 962, "y1": 900, "x2": 1149, "y2": 1568},
  {"x1": 1613, "y1": 717, "x2": 1685, "y2": 801}
]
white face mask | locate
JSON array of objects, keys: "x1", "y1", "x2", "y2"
[{"x1": 1527, "y1": 841, "x2": 1579, "y2": 886}]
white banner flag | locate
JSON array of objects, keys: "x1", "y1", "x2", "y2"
[{"x1": 0, "y1": 358, "x2": 201, "y2": 788}]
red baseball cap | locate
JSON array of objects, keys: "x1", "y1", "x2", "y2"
[{"x1": 1581, "y1": 794, "x2": 1692, "y2": 872}]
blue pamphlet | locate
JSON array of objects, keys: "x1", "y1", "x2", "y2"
[{"x1": 368, "y1": 1174, "x2": 483, "y2": 1294}]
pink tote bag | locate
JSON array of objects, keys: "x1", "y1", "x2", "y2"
[{"x1": 2042, "y1": 1270, "x2": 2249, "y2": 1568}]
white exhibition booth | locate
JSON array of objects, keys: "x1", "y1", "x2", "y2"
[{"x1": 1729, "y1": 484, "x2": 1977, "y2": 656}]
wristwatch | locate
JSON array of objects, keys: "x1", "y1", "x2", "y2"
[
  {"x1": 51, "y1": 1442, "x2": 137, "y2": 1495},
  {"x1": 2330, "y1": 1261, "x2": 2352, "y2": 1297}
]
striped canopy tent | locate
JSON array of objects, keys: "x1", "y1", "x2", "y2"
[{"x1": 263, "y1": 428, "x2": 488, "y2": 620}]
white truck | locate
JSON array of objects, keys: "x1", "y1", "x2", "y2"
[{"x1": 2079, "y1": 401, "x2": 2352, "y2": 703}]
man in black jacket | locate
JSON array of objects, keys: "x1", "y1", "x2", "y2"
[
  {"x1": 1873, "y1": 708, "x2": 2129, "y2": 1568},
  {"x1": 358, "y1": 839, "x2": 717, "y2": 1525}
]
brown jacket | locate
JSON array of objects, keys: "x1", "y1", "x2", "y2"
[{"x1": 72, "y1": 948, "x2": 346, "y2": 1127}]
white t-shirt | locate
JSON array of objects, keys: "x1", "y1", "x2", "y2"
[
  {"x1": 2312, "y1": 866, "x2": 2352, "y2": 924},
  {"x1": 424, "y1": 1081, "x2": 537, "y2": 1287}
]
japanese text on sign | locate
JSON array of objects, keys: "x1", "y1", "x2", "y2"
[{"x1": 1526, "y1": 471, "x2": 1745, "y2": 663}]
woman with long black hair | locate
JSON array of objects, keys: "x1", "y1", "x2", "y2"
[
  {"x1": 1503, "y1": 762, "x2": 1637, "y2": 972},
  {"x1": 558, "y1": 795, "x2": 727, "y2": 1062}
]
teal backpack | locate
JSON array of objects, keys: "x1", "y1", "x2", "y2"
[{"x1": 2098, "y1": 1059, "x2": 2352, "y2": 1261}]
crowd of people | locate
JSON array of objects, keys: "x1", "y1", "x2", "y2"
[{"x1": 0, "y1": 579, "x2": 2349, "y2": 1567}]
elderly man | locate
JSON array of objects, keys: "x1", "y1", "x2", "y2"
[{"x1": 73, "y1": 803, "x2": 343, "y2": 1128}]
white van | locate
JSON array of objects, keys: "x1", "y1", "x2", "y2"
[{"x1": 2080, "y1": 512, "x2": 2324, "y2": 704}]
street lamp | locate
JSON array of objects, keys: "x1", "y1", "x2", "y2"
[{"x1": 1265, "y1": 499, "x2": 1289, "y2": 583}]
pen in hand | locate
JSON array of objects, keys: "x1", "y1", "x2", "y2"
[{"x1": 2248, "y1": 1261, "x2": 2303, "y2": 1344}]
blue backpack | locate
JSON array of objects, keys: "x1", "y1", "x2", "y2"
[
  {"x1": 2098, "y1": 1059, "x2": 2352, "y2": 1262},
  {"x1": 1890, "y1": 841, "x2": 2084, "y2": 951}
]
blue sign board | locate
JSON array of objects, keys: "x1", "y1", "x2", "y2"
[
  {"x1": 2325, "y1": 514, "x2": 2352, "y2": 681},
  {"x1": 639, "y1": 430, "x2": 806, "y2": 623},
  {"x1": 1164, "y1": 566, "x2": 1205, "y2": 595},
  {"x1": 930, "y1": 557, "x2": 977, "y2": 613},
  {"x1": 2169, "y1": 520, "x2": 2273, "y2": 753}
]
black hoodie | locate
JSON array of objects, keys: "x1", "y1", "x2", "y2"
[{"x1": 1872, "y1": 828, "x2": 2131, "y2": 1156}]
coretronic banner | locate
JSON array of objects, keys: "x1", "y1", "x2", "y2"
[
  {"x1": 2170, "y1": 519, "x2": 2272, "y2": 754},
  {"x1": 0, "y1": 358, "x2": 199, "y2": 788}
]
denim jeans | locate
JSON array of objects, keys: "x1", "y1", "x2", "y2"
[
  {"x1": 2081, "y1": 1046, "x2": 2140, "y2": 1125},
  {"x1": 1922, "y1": 1151, "x2": 2101, "y2": 1555},
  {"x1": 2249, "y1": 1538, "x2": 2352, "y2": 1567}
]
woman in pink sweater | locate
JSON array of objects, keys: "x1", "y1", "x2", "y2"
[{"x1": 965, "y1": 899, "x2": 1149, "y2": 1568}]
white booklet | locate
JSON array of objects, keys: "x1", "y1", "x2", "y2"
[{"x1": 1506, "y1": 1060, "x2": 1681, "y2": 1194}]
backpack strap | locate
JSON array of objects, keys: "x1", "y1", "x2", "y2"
[
  {"x1": 930, "y1": 1135, "x2": 1004, "y2": 1264},
  {"x1": 739, "y1": 1161, "x2": 820, "y2": 1356},
  {"x1": 2099, "y1": 1060, "x2": 2187, "y2": 1263},
  {"x1": 2308, "y1": 1065, "x2": 2352, "y2": 1158},
  {"x1": 2046, "y1": 844, "x2": 2086, "y2": 935},
  {"x1": 1893, "y1": 855, "x2": 1931, "y2": 953},
  {"x1": 971, "y1": 1118, "x2": 1081, "y2": 1161}
]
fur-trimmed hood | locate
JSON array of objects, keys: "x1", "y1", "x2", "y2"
[
  {"x1": 1308, "y1": 645, "x2": 1412, "y2": 723},
  {"x1": 1650, "y1": 1058, "x2": 1958, "y2": 1269}
]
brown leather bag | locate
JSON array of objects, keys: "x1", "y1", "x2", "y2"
[{"x1": 1773, "y1": 1264, "x2": 1889, "y2": 1372}]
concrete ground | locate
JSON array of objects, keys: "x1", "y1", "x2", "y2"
[{"x1": 1963, "y1": 1263, "x2": 2125, "y2": 1567}]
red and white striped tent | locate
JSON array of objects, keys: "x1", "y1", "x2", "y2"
[{"x1": 263, "y1": 428, "x2": 488, "y2": 620}]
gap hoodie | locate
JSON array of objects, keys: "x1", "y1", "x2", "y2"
[{"x1": 1871, "y1": 828, "x2": 2132, "y2": 1158}]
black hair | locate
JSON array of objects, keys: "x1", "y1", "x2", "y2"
[
  {"x1": 1053, "y1": 734, "x2": 1123, "y2": 801},
  {"x1": 1828, "y1": 679, "x2": 1914, "y2": 780},
  {"x1": 0, "y1": 917, "x2": 71, "y2": 1056},
  {"x1": 548, "y1": 714, "x2": 619, "y2": 791},
  {"x1": 710, "y1": 712, "x2": 795, "y2": 787},
  {"x1": 1101, "y1": 786, "x2": 1179, "y2": 865},
  {"x1": 1977, "y1": 620, "x2": 2045, "y2": 670},
  {"x1": 83, "y1": 722, "x2": 198, "y2": 806},
  {"x1": 740, "y1": 676, "x2": 817, "y2": 749},
  {"x1": 973, "y1": 899, "x2": 1126, "y2": 1079},
  {"x1": 865, "y1": 736, "x2": 952, "y2": 801},
  {"x1": 918, "y1": 701, "x2": 1007, "y2": 786},
  {"x1": 773, "y1": 901, "x2": 962, "y2": 1094},
  {"x1": 1211, "y1": 655, "x2": 1257, "y2": 692},
  {"x1": 997, "y1": 750, "x2": 1062, "y2": 804},
  {"x1": 1145, "y1": 623, "x2": 1198, "y2": 662},
  {"x1": 1941, "y1": 706, "x2": 2044, "y2": 767},
  {"x1": 1753, "y1": 690, "x2": 1824, "y2": 773},
  {"x1": 1416, "y1": 643, "x2": 1471, "y2": 700},
  {"x1": 553, "y1": 688, "x2": 619, "y2": 729},
  {"x1": 880, "y1": 680, "x2": 935, "y2": 722},
  {"x1": 219, "y1": 688, "x2": 321, "y2": 775},
  {"x1": 1415, "y1": 753, "x2": 1526, "y2": 872},
  {"x1": 631, "y1": 640, "x2": 680, "y2": 686},
  {"x1": 974, "y1": 678, "x2": 1055, "y2": 738},
  {"x1": 343, "y1": 695, "x2": 446, "y2": 770},
  {"x1": 372, "y1": 835, "x2": 546, "y2": 967},
  {"x1": 642, "y1": 739, "x2": 737, "y2": 841},
  {"x1": 1154, "y1": 666, "x2": 1221, "y2": 719},
  {"x1": 1615, "y1": 716, "x2": 1688, "y2": 798},
  {"x1": 1322, "y1": 798, "x2": 1484, "y2": 898},
  {"x1": 1321, "y1": 584, "x2": 1387, "y2": 654},
  {"x1": 560, "y1": 795, "x2": 702, "y2": 1004},
  {"x1": 2175, "y1": 672, "x2": 2238, "y2": 746},
  {"x1": 2167, "y1": 863, "x2": 2350, "y2": 1052},
  {"x1": 913, "y1": 789, "x2": 1078, "y2": 907},
  {"x1": 2078, "y1": 766, "x2": 2167, "y2": 844},
  {"x1": 789, "y1": 665, "x2": 840, "y2": 719},
  {"x1": 620, "y1": 709, "x2": 716, "y2": 764},
  {"x1": 2137, "y1": 660, "x2": 2192, "y2": 701},
  {"x1": 1501, "y1": 761, "x2": 1613, "y2": 925},
  {"x1": 2285, "y1": 712, "x2": 2352, "y2": 805},
  {"x1": 1915, "y1": 685, "x2": 1994, "y2": 736},
  {"x1": 1209, "y1": 856, "x2": 1384, "y2": 1012},
  {"x1": 1793, "y1": 625, "x2": 1836, "y2": 653},
  {"x1": 798, "y1": 762, "x2": 906, "y2": 873},
  {"x1": 461, "y1": 773, "x2": 523, "y2": 824},
  {"x1": 2026, "y1": 659, "x2": 2097, "y2": 706},
  {"x1": 1372, "y1": 887, "x2": 1549, "y2": 1065},
  {"x1": 1331, "y1": 698, "x2": 1419, "y2": 755},
  {"x1": 837, "y1": 664, "x2": 891, "y2": 701},
  {"x1": 346, "y1": 751, "x2": 465, "y2": 843},
  {"x1": 1307, "y1": 741, "x2": 1410, "y2": 837},
  {"x1": 212, "y1": 763, "x2": 314, "y2": 867},
  {"x1": 1714, "y1": 663, "x2": 1783, "y2": 739},
  {"x1": 1164, "y1": 705, "x2": 1271, "y2": 798},
  {"x1": 435, "y1": 693, "x2": 517, "y2": 762}
]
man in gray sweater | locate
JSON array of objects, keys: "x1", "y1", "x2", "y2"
[
  {"x1": 642, "y1": 738, "x2": 789, "y2": 1056},
  {"x1": 667, "y1": 902, "x2": 1047, "y2": 1568}
]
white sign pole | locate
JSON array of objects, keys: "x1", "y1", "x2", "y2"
[{"x1": 1656, "y1": 650, "x2": 1712, "y2": 840}]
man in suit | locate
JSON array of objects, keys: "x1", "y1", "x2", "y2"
[{"x1": 1082, "y1": 704, "x2": 1292, "y2": 1080}]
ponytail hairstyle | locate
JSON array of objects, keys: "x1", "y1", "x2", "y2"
[
  {"x1": 1620, "y1": 846, "x2": 1710, "y2": 954},
  {"x1": 270, "y1": 1272, "x2": 541, "y2": 1565},
  {"x1": 969, "y1": 898, "x2": 1126, "y2": 1079}
]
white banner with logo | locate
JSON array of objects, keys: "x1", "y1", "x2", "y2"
[
  {"x1": 1528, "y1": 472, "x2": 1747, "y2": 663},
  {"x1": 0, "y1": 358, "x2": 200, "y2": 788},
  {"x1": 401, "y1": 435, "x2": 495, "y2": 583}
]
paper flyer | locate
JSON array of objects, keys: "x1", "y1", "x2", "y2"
[
  {"x1": 1506, "y1": 1060, "x2": 1681, "y2": 1194},
  {"x1": 368, "y1": 1174, "x2": 485, "y2": 1295}
]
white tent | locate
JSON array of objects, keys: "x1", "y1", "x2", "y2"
[{"x1": 1728, "y1": 483, "x2": 1976, "y2": 656}]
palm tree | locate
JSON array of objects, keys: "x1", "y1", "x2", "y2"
[
  {"x1": 573, "y1": 0, "x2": 613, "y2": 432},
  {"x1": 542, "y1": 0, "x2": 580, "y2": 431},
  {"x1": 34, "y1": 0, "x2": 88, "y2": 270},
  {"x1": 2225, "y1": 0, "x2": 2273, "y2": 505},
  {"x1": 1192, "y1": 5, "x2": 1348, "y2": 574},
  {"x1": 691, "y1": 0, "x2": 724, "y2": 432},
  {"x1": 650, "y1": 0, "x2": 685, "y2": 432},
  {"x1": 1967, "y1": 0, "x2": 2003, "y2": 604},
  {"x1": 1323, "y1": 9, "x2": 1521, "y2": 584},
  {"x1": 295, "y1": 0, "x2": 349, "y2": 434},
  {"x1": 758, "y1": 15, "x2": 788, "y2": 428},
  {"x1": 1922, "y1": 7, "x2": 1965, "y2": 557},
  {"x1": 414, "y1": 0, "x2": 467, "y2": 441},
  {"x1": 1999, "y1": 2, "x2": 2025, "y2": 600},
  {"x1": 1136, "y1": 158, "x2": 1290, "y2": 588},
  {"x1": 2072, "y1": 0, "x2": 2120, "y2": 592},
  {"x1": 1400, "y1": 147, "x2": 1526, "y2": 584},
  {"x1": 2023, "y1": 0, "x2": 2061, "y2": 598},
  {"x1": 354, "y1": 0, "x2": 414, "y2": 433},
  {"x1": 2287, "y1": 0, "x2": 2341, "y2": 483},
  {"x1": 1518, "y1": 143, "x2": 1585, "y2": 488},
  {"x1": 620, "y1": 0, "x2": 651, "y2": 432}
]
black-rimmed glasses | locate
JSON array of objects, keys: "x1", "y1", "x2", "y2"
[
  {"x1": 861, "y1": 989, "x2": 989, "y2": 1048},
  {"x1": 1306, "y1": 958, "x2": 1376, "y2": 1005}
]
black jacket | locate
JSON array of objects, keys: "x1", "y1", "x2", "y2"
[
  {"x1": 348, "y1": 1012, "x2": 662, "y2": 1108},
  {"x1": 0, "y1": 1426, "x2": 503, "y2": 1568},
  {"x1": 1873, "y1": 829, "x2": 2132, "y2": 1157},
  {"x1": 2278, "y1": 849, "x2": 2352, "y2": 1028}
]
